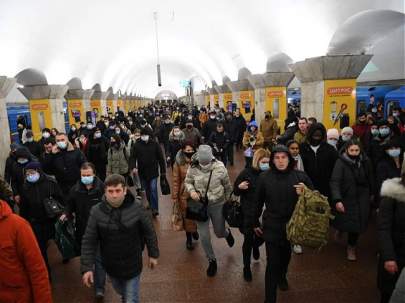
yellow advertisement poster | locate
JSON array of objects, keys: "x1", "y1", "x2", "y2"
[
  {"x1": 223, "y1": 93, "x2": 233, "y2": 112},
  {"x1": 323, "y1": 79, "x2": 356, "y2": 130},
  {"x1": 213, "y1": 94, "x2": 219, "y2": 107},
  {"x1": 29, "y1": 99, "x2": 52, "y2": 140},
  {"x1": 239, "y1": 90, "x2": 255, "y2": 120},
  {"x1": 67, "y1": 99, "x2": 84, "y2": 126},
  {"x1": 205, "y1": 95, "x2": 210, "y2": 107},
  {"x1": 90, "y1": 100, "x2": 102, "y2": 119},
  {"x1": 265, "y1": 87, "x2": 287, "y2": 131}
]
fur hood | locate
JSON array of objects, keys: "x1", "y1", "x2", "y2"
[
  {"x1": 380, "y1": 178, "x2": 405, "y2": 203},
  {"x1": 169, "y1": 130, "x2": 185, "y2": 142},
  {"x1": 175, "y1": 150, "x2": 187, "y2": 166}
]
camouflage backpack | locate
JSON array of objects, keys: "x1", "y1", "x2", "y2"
[{"x1": 287, "y1": 185, "x2": 334, "y2": 249}]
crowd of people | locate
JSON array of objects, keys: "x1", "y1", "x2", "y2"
[{"x1": 1, "y1": 101, "x2": 405, "y2": 303}]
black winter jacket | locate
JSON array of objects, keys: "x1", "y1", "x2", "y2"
[
  {"x1": 202, "y1": 119, "x2": 218, "y2": 139},
  {"x1": 23, "y1": 141, "x2": 42, "y2": 159},
  {"x1": 65, "y1": 177, "x2": 105, "y2": 248},
  {"x1": 300, "y1": 142, "x2": 338, "y2": 198},
  {"x1": 81, "y1": 194, "x2": 159, "y2": 279},
  {"x1": 129, "y1": 140, "x2": 166, "y2": 181},
  {"x1": 376, "y1": 156, "x2": 402, "y2": 195},
  {"x1": 329, "y1": 154, "x2": 373, "y2": 233},
  {"x1": 87, "y1": 137, "x2": 108, "y2": 168},
  {"x1": 42, "y1": 143, "x2": 86, "y2": 187},
  {"x1": 234, "y1": 167, "x2": 262, "y2": 230},
  {"x1": 256, "y1": 165, "x2": 313, "y2": 242},
  {"x1": 20, "y1": 173, "x2": 64, "y2": 223}
]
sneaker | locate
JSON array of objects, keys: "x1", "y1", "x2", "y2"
[
  {"x1": 243, "y1": 266, "x2": 252, "y2": 282},
  {"x1": 207, "y1": 259, "x2": 217, "y2": 277},
  {"x1": 226, "y1": 229, "x2": 235, "y2": 247},
  {"x1": 347, "y1": 246, "x2": 357, "y2": 261},
  {"x1": 293, "y1": 244, "x2": 303, "y2": 254},
  {"x1": 252, "y1": 247, "x2": 260, "y2": 260},
  {"x1": 192, "y1": 232, "x2": 199, "y2": 241},
  {"x1": 278, "y1": 277, "x2": 289, "y2": 291}
]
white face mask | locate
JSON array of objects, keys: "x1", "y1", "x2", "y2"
[
  {"x1": 42, "y1": 132, "x2": 50, "y2": 138},
  {"x1": 141, "y1": 135, "x2": 149, "y2": 142},
  {"x1": 26, "y1": 137, "x2": 34, "y2": 142}
]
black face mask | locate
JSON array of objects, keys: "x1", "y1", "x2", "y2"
[
  {"x1": 184, "y1": 151, "x2": 195, "y2": 159},
  {"x1": 187, "y1": 124, "x2": 193, "y2": 129},
  {"x1": 348, "y1": 154, "x2": 360, "y2": 160},
  {"x1": 309, "y1": 137, "x2": 322, "y2": 146}
]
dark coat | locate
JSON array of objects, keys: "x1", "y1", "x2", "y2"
[
  {"x1": 42, "y1": 142, "x2": 86, "y2": 190},
  {"x1": 329, "y1": 154, "x2": 373, "y2": 233},
  {"x1": 233, "y1": 115, "x2": 246, "y2": 141},
  {"x1": 87, "y1": 137, "x2": 108, "y2": 179},
  {"x1": 159, "y1": 122, "x2": 174, "y2": 151},
  {"x1": 300, "y1": 130, "x2": 338, "y2": 198},
  {"x1": 256, "y1": 156, "x2": 313, "y2": 242},
  {"x1": 20, "y1": 173, "x2": 64, "y2": 223},
  {"x1": 376, "y1": 156, "x2": 402, "y2": 195},
  {"x1": 208, "y1": 131, "x2": 230, "y2": 157},
  {"x1": 129, "y1": 139, "x2": 166, "y2": 181},
  {"x1": 81, "y1": 194, "x2": 159, "y2": 280},
  {"x1": 224, "y1": 118, "x2": 238, "y2": 142},
  {"x1": 233, "y1": 166, "x2": 262, "y2": 231},
  {"x1": 202, "y1": 118, "x2": 218, "y2": 139},
  {"x1": 65, "y1": 177, "x2": 105, "y2": 248},
  {"x1": 377, "y1": 178, "x2": 405, "y2": 293},
  {"x1": 23, "y1": 141, "x2": 42, "y2": 159}
]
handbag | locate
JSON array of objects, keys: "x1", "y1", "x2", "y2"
[
  {"x1": 160, "y1": 175, "x2": 171, "y2": 195},
  {"x1": 186, "y1": 170, "x2": 213, "y2": 222},
  {"x1": 54, "y1": 219, "x2": 80, "y2": 259},
  {"x1": 43, "y1": 183, "x2": 64, "y2": 219},
  {"x1": 222, "y1": 192, "x2": 243, "y2": 228}
]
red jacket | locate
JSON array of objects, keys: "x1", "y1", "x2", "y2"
[{"x1": 0, "y1": 200, "x2": 52, "y2": 303}]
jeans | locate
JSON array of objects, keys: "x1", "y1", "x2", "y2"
[
  {"x1": 141, "y1": 177, "x2": 159, "y2": 211},
  {"x1": 94, "y1": 247, "x2": 106, "y2": 294},
  {"x1": 196, "y1": 203, "x2": 229, "y2": 260},
  {"x1": 110, "y1": 274, "x2": 141, "y2": 303},
  {"x1": 265, "y1": 239, "x2": 292, "y2": 303}
]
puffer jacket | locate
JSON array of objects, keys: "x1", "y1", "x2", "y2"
[
  {"x1": 107, "y1": 143, "x2": 129, "y2": 175},
  {"x1": 81, "y1": 193, "x2": 159, "y2": 280},
  {"x1": 184, "y1": 156, "x2": 232, "y2": 205},
  {"x1": 172, "y1": 151, "x2": 197, "y2": 232},
  {"x1": 0, "y1": 200, "x2": 52, "y2": 303}
]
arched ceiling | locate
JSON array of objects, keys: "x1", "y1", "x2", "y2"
[{"x1": 0, "y1": 0, "x2": 404, "y2": 97}]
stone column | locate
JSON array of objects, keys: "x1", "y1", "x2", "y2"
[
  {"x1": 0, "y1": 76, "x2": 16, "y2": 174},
  {"x1": 20, "y1": 84, "x2": 69, "y2": 135},
  {"x1": 291, "y1": 54, "x2": 372, "y2": 129}
]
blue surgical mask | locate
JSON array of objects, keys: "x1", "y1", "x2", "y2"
[
  {"x1": 387, "y1": 148, "x2": 401, "y2": 158},
  {"x1": 94, "y1": 132, "x2": 102, "y2": 139},
  {"x1": 341, "y1": 134, "x2": 351, "y2": 142},
  {"x1": 379, "y1": 128, "x2": 390, "y2": 137},
  {"x1": 57, "y1": 141, "x2": 67, "y2": 149},
  {"x1": 81, "y1": 176, "x2": 94, "y2": 185},
  {"x1": 26, "y1": 172, "x2": 40, "y2": 183},
  {"x1": 327, "y1": 139, "x2": 337, "y2": 147},
  {"x1": 259, "y1": 163, "x2": 270, "y2": 171}
]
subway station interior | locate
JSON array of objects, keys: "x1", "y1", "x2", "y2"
[{"x1": 0, "y1": 0, "x2": 405, "y2": 303}]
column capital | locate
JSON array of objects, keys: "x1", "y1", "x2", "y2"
[
  {"x1": 19, "y1": 84, "x2": 69, "y2": 99},
  {"x1": 291, "y1": 54, "x2": 372, "y2": 83}
]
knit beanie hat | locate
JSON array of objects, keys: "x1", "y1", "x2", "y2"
[
  {"x1": 341, "y1": 126, "x2": 353, "y2": 134},
  {"x1": 327, "y1": 128, "x2": 339, "y2": 140},
  {"x1": 25, "y1": 161, "x2": 42, "y2": 170},
  {"x1": 197, "y1": 145, "x2": 214, "y2": 165}
]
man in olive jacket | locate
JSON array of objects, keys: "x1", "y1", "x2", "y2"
[{"x1": 81, "y1": 174, "x2": 159, "y2": 302}]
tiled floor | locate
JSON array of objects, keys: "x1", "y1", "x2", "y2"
[{"x1": 50, "y1": 150, "x2": 380, "y2": 303}]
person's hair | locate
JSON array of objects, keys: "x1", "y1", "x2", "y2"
[
  {"x1": 286, "y1": 140, "x2": 299, "y2": 148},
  {"x1": 298, "y1": 117, "x2": 308, "y2": 123},
  {"x1": 81, "y1": 162, "x2": 96, "y2": 173},
  {"x1": 182, "y1": 140, "x2": 195, "y2": 150},
  {"x1": 105, "y1": 174, "x2": 126, "y2": 188},
  {"x1": 111, "y1": 134, "x2": 121, "y2": 144},
  {"x1": 55, "y1": 132, "x2": 67, "y2": 138},
  {"x1": 308, "y1": 117, "x2": 317, "y2": 124},
  {"x1": 345, "y1": 139, "x2": 362, "y2": 152},
  {"x1": 252, "y1": 148, "x2": 271, "y2": 170}
]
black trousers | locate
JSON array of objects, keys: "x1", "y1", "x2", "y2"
[
  {"x1": 243, "y1": 230, "x2": 264, "y2": 267},
  {"x1": 226, "y1": 143, "x2": 234, "y2": 165},
  {"x1": 265, "y1": 239, "x2": 292, "y2": 303},
  {"x1": 348, "y1": 232, "x2": 359, "y2": 246},
  {"x1": 30, "y1": 221, "x2": 54, "y2": 274}
]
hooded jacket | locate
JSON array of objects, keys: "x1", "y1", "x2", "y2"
[
  {"x1": 184, "y1": 155, "x2": 232, "y2": 205},
  {"x1": 260, "y1": 114, "x2": 278, "y2": 143},
  {"x1": 0, "y1": 200, "x2": 52, "y2": 303},
  {"x1": 255, "y1": 147, "x2": 313, "y2": 241},
  {"x1": 300, "y1": 123, "x2": 338, "y2": 198},
  {"x1": 107, "y1": 142, "x2": 129, "y2": 175}
]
